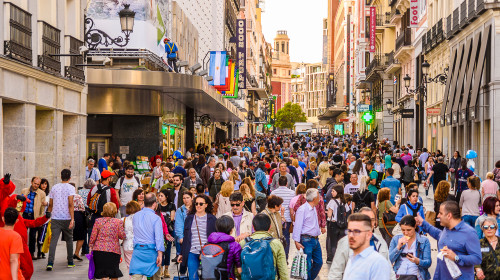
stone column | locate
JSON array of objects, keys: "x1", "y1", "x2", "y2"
[
  {"x1": 3, "y1": 103, "x2": 36, "y2": 191},
  {"x1": 381, "y1": 75, "x2": 394, "y2": 141},
  {"x1": 62, "y1": 115, "x2": 85, "y2": 187},
  {"x1": 35, "y1": 110, "x2": 58, "y2": 186}
]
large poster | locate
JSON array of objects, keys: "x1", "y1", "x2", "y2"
[
  {"x1": 326, "y1": 73, "x2": 335, "y2": 107},
  {"x1": 236, "y1": 19, "x2": 247, "y2": 89},
  {"x1": 87, "y1": 0, "x2": 168, "y2": 56},
  {"x1": 369, "y1": 7, "x2": 376, "y2": 52}
]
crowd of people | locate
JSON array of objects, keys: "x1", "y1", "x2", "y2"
[{"x1": 1, "y1": 133, "x2": 500, "y2": 280}]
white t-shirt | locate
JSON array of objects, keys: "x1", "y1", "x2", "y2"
[
  {"x1": 344, "y1": 183, "x2": 360, "y2": 195},
  {"x1": 327, "y1": 198, "x2": 351, "y2": 222},
  {"x1": 49, "y1": 183, "x2": 75, "y2": 220},
  {"x1": 117, "y1": 176, "x2": 140, "y2": 206}
]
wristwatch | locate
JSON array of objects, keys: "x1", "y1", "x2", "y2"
[{"x1": 454, "y1": 255, "x2": 460, "y2": 263}]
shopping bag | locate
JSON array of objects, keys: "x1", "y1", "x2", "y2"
[
  {"x1": 86, "y1": 252, "x2": 95, "y2": 280},
  {"x1": 392, "y1": 223, "x2": 403, "y2": 236},
  {"x1": 291, "y1": 249, "x2": 308, "y2": 279},
  {"x1": 41, "y1": 222, "x2": 52, "y2": 253},
  {"x1": 299, "y1": 249, "x2": 308, "y2": 279}
]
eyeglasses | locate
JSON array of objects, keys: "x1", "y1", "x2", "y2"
[
  {"x1": 195, "y1": 202, "x2": 206, "y2": 206},
  {"x1": 345, "y1": 229, "x2": 370, "y2": 236},
  {"x1": 231, "y1": 203, "x2": 241, "y2": 207},
  {"x1": 483, "y1": 225, "x2": 497, "y2": 230}
]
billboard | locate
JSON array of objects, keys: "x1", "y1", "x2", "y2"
[{"x1": 87, "y1": 0, "x2": 168, "y2": 56}]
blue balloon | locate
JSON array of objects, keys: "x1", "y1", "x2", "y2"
[{"x1": 465, "y1": 150, "x2": 477, "y2": 159}]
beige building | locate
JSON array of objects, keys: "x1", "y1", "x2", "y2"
[
  {"x1": 0, "y1": 0, "x2": 87, "y2": 190},
  {"x1": 271, "y1": 30, "x2": 292, "y2": 110}
]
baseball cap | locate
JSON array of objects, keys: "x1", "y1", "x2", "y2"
[{"x1": 101, "y1": 170, "x2": 114, "y2": 179}]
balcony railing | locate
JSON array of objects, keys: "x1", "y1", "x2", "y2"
[
  {"x1": 460, "y1": 1, "x2": 468, "y2": 28},
  {"x1": 436, "y1": 19, "x2": 444, "y2": 43},
  {"x1": 422, "y1": 33, "x2": 427, "y2": 53},
  {"x1": 65, "y1": 36, "x2": 84, "y2": 83},
  {"x1": 476, "y1": 0, "x2": 485, "y2": 14},
  {"x1": 366, "y1": 54, "x2": 389, "y2": 77},
  {"x1": 396, "y1": 30, "x2": 411, "y2": 51},
  {"x1": 385, "y1": 12, "x2": 391, "y2": 24},
  {"x1": 446, "y1": 14, "x2": 454, "y2": 39},
  {"x1": 376, "y1": 14, "x2": 384, "y2": 26},
  {"x1": 38, "y1": 21, "x2": 61, "y2": 74},
  {"x1": 453, "y1": 8, "x2": 460, "y2": 34},
  {"x1": 4, "y1": 3, "x2": 32, "y2": 64},
  {"x1": 468, "y1": 0, "x2": 476, "y2": 19},
  {"x1": 424, "y1": 19, "x2": 445, "y2": 53}
]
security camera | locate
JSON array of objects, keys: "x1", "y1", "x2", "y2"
[
  {"x1": 189, "y1": 63, "x2": 202, "y2": 74},
  {"x1": 198, "y1": 69, "x2": 208, "y2": 76},
  {"x1": 206, "y1": 76, "x2": 213, "y2": 82},
  {"x1": 79, "y1": 46, "x2": 89, "y2": 54}
]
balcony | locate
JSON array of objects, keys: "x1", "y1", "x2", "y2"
[
  {"x1": 423, "y1": 19, "x2": 445, "y2": 54},
  {"x1": 390, "y1": 6, "x2": 402, "y2": 24},
  {"x1": 4, "y1": 3, "x2": 32, "y2": 65},
  {"x1": 385, "y1": 12, "x2": 392, "y2": 25},
  {"x1": 395, "y1": 30, "x2": 412, "y2": 59},
  {"x1": 460, "y1": 1, "x2": 469, "y2": 28},
  {"x1": 452, "y1": 8, "x2": 460, "y2": 34},
  {"x1": 476, "y1": 0, "x2": 486, "y2": 14},
  {"x1": 385, "y1": 51, "x2": 401, "y2": 74},
  {"x1": 446, "y1": 14, "x2": 454, "y2": 39},
  {"x1": 65, "y1": 36, "x2": 85, "y2": 83},
  {"x1": 376, "y1": 14, "x2": 384, "y2": 27},
  {"x1": 468, "y1": 0, "x2": 477, "y2": 19},
  {"x1": 38, "y1": 21, "x2": 61, "y2": 74},
  {"x1": 366, "y1": 54, "x2": 388, "y2": 80}
]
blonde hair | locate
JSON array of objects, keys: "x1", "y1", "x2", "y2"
[
  {"x1": 239, "y1": 184, "x2": 253, "y2": 200},
  {"x1": 358, "y1": 175, "x2": 368, "y2": 192},
  {"x1": 229, "y1": 170, "x2": 240, "y2": 183},
  {"x1": 220, "y1": 181, "x2": 234, "y2": 197},
  {"x1": 242, "y1": 177, "x2": 256, "y2": 197},
  {"x1": 292, "y1": 159, "x2": 299, "y2": 168},
  {"x1": 486, "y1": 172, "x2": 495, "y2": 180},
  {"x1": 101, "y1": 202, "x2": 117, "y2": 217},
  {"x1": 310, "y1": 161, "x2": 317, "y2": 169}
]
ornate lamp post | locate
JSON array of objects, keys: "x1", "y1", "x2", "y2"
[{"x1": 85, "y1": 4, "x2": 136, "y2": 49}]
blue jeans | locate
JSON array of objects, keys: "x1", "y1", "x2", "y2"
[
  {"x1": 162, "y1": 240, "x2": 172, "y2": 266},
  {"x1": 187, "y1": 252, "x2": 200, "y2": 280},
  {"x1": 301, "y1": 236, "x2": 323, "y2": 280},
  {"x1": 462, "y1": 215, "x2": 479, "y2": 228},
  {"x1": 282, "y1": 222, "x2": 292, "y2": 259}
]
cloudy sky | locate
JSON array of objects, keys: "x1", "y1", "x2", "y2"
[{"x1": 261, "y1": 0, "x2": 328, "y2": 64}]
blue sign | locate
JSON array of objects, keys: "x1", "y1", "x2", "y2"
[{"x1": 357, "y1": 104, "x2": 372, "y2": 112}]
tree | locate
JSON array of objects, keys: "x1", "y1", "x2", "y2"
[{"x1": 275, "y1": 102, "x2": 307, "y2": 129}]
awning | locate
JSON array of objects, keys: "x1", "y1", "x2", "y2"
[
  {"x1": 248, "y1": 87, "x2": 268, "y2": 100},
  {"x1": 318, "y1": 107, "x2": 346, "y2": 121},
  {"x1": 86, "y1": 69, "x2": 245, "y2": 122}
]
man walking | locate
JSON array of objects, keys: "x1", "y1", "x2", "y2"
[
  {"x1": 426, "y1": 156, "x2": 449, "y2": 192},
  {"x1": 380, "y1": 168, "x2": 401, "y2": 204},
  {"x1": 21, "y1": 177, "x2": 46, "y2": 259},
  {"x1": 271, "y1": 176, "x2": 296, "y2": 258},
  {"x1": 293, "y1": 188, "x2": 323, "y2": 280},
  {"x1": 166, "y1": 174, "x2": 188, "y2": 209},
  {"x1": 416, "y1": 201, "x2": 481, "y2": 280},
  {"x1": 201, "y1": 157, "x2": 216, "y2": 186},
  {"x1": 115, "y1": 165, "x2": 141, "y2": 217},
  {"x1": 46, "y1": 169, "x2": 75, "y2": 271},
  {"x1": 223, "y1": 192, "x2": 254, "y2": 242},
  {"x1": 98, "y1": 153, "x2": 110, "y2": 173},
  {"x1": 130, "y1": 193, "x2": 165, "y2": 280},
  {"x1": 270, "y1": 162, "x2": 294, "y2": 191},
  {"x1": 85, "y1": 159, "x2": 100, "y2": 181},
  {"x1": 342, "y1": 213, "x2": 391, "y2": 279}
]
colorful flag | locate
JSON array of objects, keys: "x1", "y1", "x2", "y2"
[
  {"x1": 209, "y1": 51, "x2": 227, "y2": 86},
  {"x1": 224, "y1": 69, "x2": 239, "y2": 97},
  {"x1": 215, "y1": 60, "x2": 233, "y2": 92}
]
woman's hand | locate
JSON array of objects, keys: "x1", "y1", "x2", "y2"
[
  {"x1": 406, "y1": 253, "x2": 420, "y2": 265},
  {"x1": 397, "y1": 236, "x2": 409, "y2": 250},
  {"x1": 166, "y1": 234, "x2": 175, "y2": 242}
]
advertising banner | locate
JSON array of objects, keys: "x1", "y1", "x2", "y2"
[
  {"x1": 326, "y1": 73, "x2": 336, "y2": 107},
  {"x1": 370, "y1": 7, "x2": 376, "y2": 53},
  {"x1": 409, "y1": 0, "x2": 420, "y2": 28},
  {"x1": 236, "y1": 19, "x2": 247, "y2": 89}
]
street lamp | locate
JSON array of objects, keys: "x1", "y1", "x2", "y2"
[
  {"x1": 85, "y1": 4, "x2": 136, "y2": 49},
  {"x1": 386, "y1": 99, "x2": 394, "y2": 115},
  {"x1": 404, "y1": 60, "x2": 449, "y2": 102}
]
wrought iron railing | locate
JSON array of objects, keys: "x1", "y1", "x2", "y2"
[
  {"x1": 4, "y1": 3, "x2": 32, "y2": 64},
  {"x1": 64, "y1": 36, "x2": 84, "y2": 82},
  {"x1": 453, "y1": 8, "x2": 460, "y2": 33},
  {"x1": 38, "y1": 21, "x2": 61, "y2": 74},
  {"x1": 396, "y1": 30, "x2": 411, "y2": 51},
  {"x1": 460, "y1": 1, "x2": 468, "y2": 28},
  {"x1": 385, "y1": 12, "x2": 391, "y2": 24},
  {"x1": 387, "y1": 50, "x2": 399, "y2": 65}
]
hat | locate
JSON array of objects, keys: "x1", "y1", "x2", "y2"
[
  {"x1": 265, "y1": 163, "x2": 271, "y2": 169},
  {"x1": 164, "y1": 38, "x2": 170, "y2": 43},
  {"x1": 101, "y1": 170, "x2": 114, "y2": 179}
]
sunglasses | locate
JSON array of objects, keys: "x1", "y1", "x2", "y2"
[
  {"x1": 483, "y1": 225, "x2": 497, "y2": 230},
  {"x1": 195, "y1": 202, "x2": 206, "y2": 206},
  {"x1": 231, "y1": 203, "x2": 241, "y2": 207}
]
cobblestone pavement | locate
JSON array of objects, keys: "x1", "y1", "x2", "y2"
[{"x1": 33, "y1": 184, "x2": 438, "y2": 279}]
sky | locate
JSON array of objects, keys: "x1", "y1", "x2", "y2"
[{"x1": 261, "y1": 0, "x2": 328, "y2": 64}]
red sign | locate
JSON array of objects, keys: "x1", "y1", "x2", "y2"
[
  {"x1": 370, "y1": 7, "x2": 376, "y2": 53},
  {"x1": 339, "y1": 119, "x2": 350, "y2": 122},
  {"x1": 410, "y1": 0, "x2": 419, "y2": 27},
  {"x1": 426, "y1": 108, "x2": 441, "y2": 116}
]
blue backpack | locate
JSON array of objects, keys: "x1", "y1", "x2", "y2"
[{"x1": 240, "y1": 237, "x2": 276, "y2": 280}]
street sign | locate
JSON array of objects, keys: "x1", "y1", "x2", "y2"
[
  {"x1": 401, "y1": 109, "x2": 415, "y2": 118},
  {"x1": 357, "y1": 104, "x2": 372, "y2": 112},
  {"x1": 426, "y1": 108, "x2": 441, "y2": 116},
  {"x1": 339, "y1": 118, "x2": 349, "y2": 122}
]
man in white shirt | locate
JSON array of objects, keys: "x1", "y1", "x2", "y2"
[
  {"x1": 116, "y1": 165, "x2": 141, "y2": 217},
  {"x1": 270, "y1": 176, "x2": 296, "y2": 259},
  {"x1": 344, "y1": 174, "x2": 360, "y2": 195}
]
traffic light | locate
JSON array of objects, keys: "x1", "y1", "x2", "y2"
[{"x1": 361, "y1": 111, "x2": 374, "y2": 124}]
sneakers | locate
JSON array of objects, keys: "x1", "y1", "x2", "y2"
[
  {"x1": 68, "y1": 262, "x2": 75, "y2": 268},
  {"x1": 46, "y1": 264, "x2": 53, "y2": 271}
]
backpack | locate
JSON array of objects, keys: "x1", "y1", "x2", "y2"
[
  {"x1": 88, "y1": 184, "x2": 111, "y2": 214},
  {"x1": 200, "y1": 241, "x2": 231, "y2": 280},
  {"x1": 241, "y1": 237, "x2": 276, "y2": 280},
  {"x1": 354, "y1": 191, "x2": 371, "y2": 212},
  {"x1": 333, "y1": 199, "x2": 349, "y2": 229},
  {"x1": 405, "y1": 202, "x2": 422, "y2": 217}
]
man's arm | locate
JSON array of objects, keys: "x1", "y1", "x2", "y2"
[
  {"x1": 456, "y1": 231, "x2": 482, "y2": 266},
  {"x1": 47, "y1": 198, "x2": 54, "y2": 213},
  {"x1": 292, "y1": 207, "x2": 304, "y2": 247},
  {"x1": 68, "y1": 195, "x2": 75, "y2": 229},
  {"x1": 274, "y1": 241, "x2": 290, "y2": 280},
  {"x1": 10, "y1": 253, "x2": 19, "y2": 280},
  {"x1": 421, "y1": 220, "x2": 442, "y2": 241}
]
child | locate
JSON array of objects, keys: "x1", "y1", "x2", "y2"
[{"x1": 206, "y1": 216, "x2": 242, "y2": 279}]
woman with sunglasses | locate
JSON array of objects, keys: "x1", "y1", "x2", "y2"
[
  {"x1": 179, "y1": 194, "x2": 216, "y2": 280},
  {"x1": 475, "y1": 217, "x2": 500, "y2": 280},
  {"x1": 475, "y1": 197, "x2": 500, "y2": 239}
]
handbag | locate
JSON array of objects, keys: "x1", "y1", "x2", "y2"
[
  {"x1": 382, "y1": 201, "x2": 397, "y2": 225},
  {"x1": 86, "y1": 251, "x2": 95, "y2": 280},
  {"x1": 173, "y1": 263, "x2": 189, "y2": 280},
  {"x1": 266, "y1": 209, "x2": 287, "y2": 249}
]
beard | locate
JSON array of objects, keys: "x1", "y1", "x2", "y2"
[{"x1": 126, "y1": 173, "x2": 133, "y2": 178}]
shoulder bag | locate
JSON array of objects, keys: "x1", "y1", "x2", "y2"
[{"x1": 266, "y1": 209, "x2": 287, "y2": 250}]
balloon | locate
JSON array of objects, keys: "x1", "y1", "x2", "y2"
[
  {"x1": 465, "y1": 150, "x2": 477, "y2": 159},
  {"x1": 467, "y1": 159, "x2": 475, "y2": 172}
]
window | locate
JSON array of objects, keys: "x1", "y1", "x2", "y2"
[
  {"x1": 273, "y1": 68, "x2": 277, "y2": 75},
  {"x1": 288, "y1": 70, "x2": 291, "y2": 76},
  {"x1": 282, "y1": 43, "x2": 285, "y2": 53},
  {"x1": 5, "y1": 3, "x2": 32, "y2": 64},
  {"x1": 276, "y1": 42, "x2": 279, "y2": 51}
]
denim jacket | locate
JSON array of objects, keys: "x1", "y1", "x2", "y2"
[
  {"x1": 174, "y1": 205, "x2": 188, "y2": 239},
  {"x1": 389, "y1": 233, "x2": 432, "y2": 280}
]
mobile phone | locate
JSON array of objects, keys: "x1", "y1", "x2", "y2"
[{"x1": 400, "y1": 253, "x2": 407, "y2": 257}]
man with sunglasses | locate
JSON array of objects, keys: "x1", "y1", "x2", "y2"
[
  {"x1": 329, "y1": 207, "x2": 395, "y2": 280},
  {"x1": 223, "y1": 192, "x2": 254, "y2": 242},
  {"x1": 342, "y1": 213, "x2": 391, "y2": 280}
]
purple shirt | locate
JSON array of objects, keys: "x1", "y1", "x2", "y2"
[
  {"x1": 292, "y1": 202, "x2": 321, "y2": 242},
  {"x1": 233, "y1": 213, "x2": 243, "y2": 236},
  {"x1": 401, "y1": 154, "x2": 412, "y2": 166}
]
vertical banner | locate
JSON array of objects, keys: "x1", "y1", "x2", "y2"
[
  {"x1": 410, "y1": 0, "x2": 420, "y2": 28},
  {"x1": 269, "y1": 97, "x2": 276, "y2": 123},
  {"x1": 236, "y1": 19, "x2": 247, "y2": 89},
  {"x1": 346, "y1": 14, "x2": 350, "y2": 104},
  {"x1": 370, "y1": 7, "x2": 376, "y2": 52},
  {"x1": 326, "y1": 74, "x2": 335, "y2": 107}
]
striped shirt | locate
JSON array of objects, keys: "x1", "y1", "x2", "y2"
[
  {"x1": 190, "y1": 214, "x2": 208, "y2": 254},
  {"x1": 271, "y1": 187, "x2": 296, "y2": 222}
]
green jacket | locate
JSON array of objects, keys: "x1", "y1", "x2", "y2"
[
  {"x1": 239, "y1": 231, "x2": 289, "y2": 280},
  {"x1": 475, "y1": 237, "x2": 500, "y2": 279}
]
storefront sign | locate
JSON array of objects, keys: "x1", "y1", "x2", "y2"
[
  {"x1": 346, "y1": 14, "x2": 351, "y2": 101},
  {"x1": 401, "y1": 109, "x2": 415, "y2": 118},
  {"x1": 339, "y1": 119, "x2": 349, "y2": 122},
  {"x1": 269, "y1": 98, "x2": 276, "y2": 123},
  {"x1": 119, "y1": 146, "x2": 129, "y2": 154},
  {"x1": 236, "y1": 19, "x2": 247, "y2": 89},
  {"x1": 409, "y1": 0, "x2": 420, "y2": 28},
  {"x1": 357, "y1": 104, "x2": 372, "y2": 112},
  {"x1": 370, "y1": 7, "x2": 376, "y2": 53},
  {"x1": 426, "y1": 108, "x2": 441, "y2": 116}
]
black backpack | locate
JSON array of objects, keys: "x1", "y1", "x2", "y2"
[
  {"x1": 333, "y1": 199, "x2": 349, "y2": 228},
  {"x1": 354, "y1": 190, "x2": 371, "y2": 212},
  {"x1": 88, "y1": 184, "x2": 111, "y2": 214},
  {"x1": 405, "y1": 202, "x2": 422, "y2": 217}
]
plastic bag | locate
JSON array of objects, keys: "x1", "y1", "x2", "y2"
[
  {"x1": 437, "y1": 251, "x2": 462, "y2": 279},
  {"x1": 87, "y1": 252, "x2": 95, "y2": 280},
  {"x1": 291, "y1": 249, "x2": 308, "y2": 279},
  {"x1": 299, "y1": 249, "x2": 308, "y2": 279}
]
